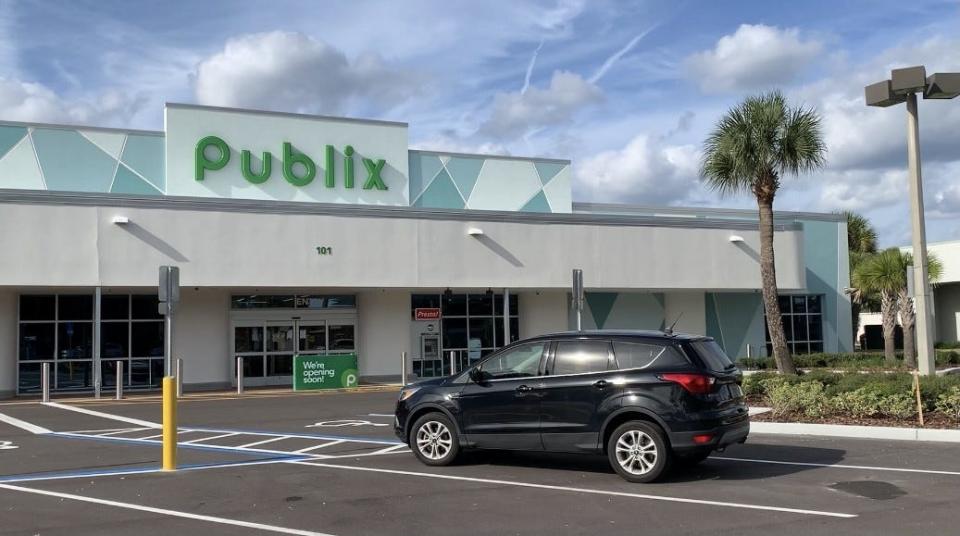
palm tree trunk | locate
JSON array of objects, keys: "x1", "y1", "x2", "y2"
[
  {"x1": 898, "y1": 289, "x2": 916, "y2": 368},
  {"x1": 757, "y1": 196, "x2": 796, "y2": 375},
  {"x1": 880, "y1": 290, "x2": 898, "y2": 365}
]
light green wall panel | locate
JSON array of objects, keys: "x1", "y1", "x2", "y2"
[
  {"x1": 534, "y1": 161, "x2": 565, "y2": 185},
  {"x1": 446, "y1": 156, "x2": 484, "y2": 201},
  {"x1": 408, "y1": 152, "x2": 444, "y2": 202},
  {"x1": 585, "y1": 293, "x2": 618, "y2": 328},
  {"x1": 542, "y1": 166, "x2": 572, "y2": 213},
  {"x1": 520, "y1": 190, "x2": 551, "y2": 213},
  {"x1": 798, "y1": 219, "x2": 851, "y2": 352},
  {"x1": 120, "y1": 134, "x2": 165, "y2": 191},
  {"x1": 603, "y1": 292, "x2": 665, "y2": 330},
  {"x1": 0, "y1": 125, "x2": 27, "y2": 159},
  {"x1": 467, "y1": 159, "x2": 542, "y2": 211},
  {"x1": 0, "y1": 136, "x2": 44, "y2": 190},
  {"x1": 32, "y1": 128, "x2": 116, "y2": 192},
  {"x1": 413, "y1": 168, "x2": 464, "y2": 209},
  {"x1": 706, "y1": 292, "x2": 765, "y2": 358},
  {"x1": 111, "y1": 165, "x2": 162, "y2": 195},
  {"x1": 80, "y1": 130, "x2": 125, "y2": 160}
]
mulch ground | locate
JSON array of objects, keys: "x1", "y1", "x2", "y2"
[{"x1": 751, "y1": 410, "x2": 960, "y2": 429}]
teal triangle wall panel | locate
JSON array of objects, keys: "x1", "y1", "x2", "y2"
[
  {"x1": 120, "y1": 134, "x2": 165, "y2": 191},
  {"x1": 445, "y1": 157, "x2": 484, "y2": 201},
  {"x1": 32, "y1": 128, "x2": 116, "y2": 192},
  {"x1": 0, "y1": 125, "x2": 27, "y2": 160},
  {"x1": 520, "y1": 190, "x2": 551, "y2": 212},
  {"x1": 586, "y1": 292, "x2": 619, "y2": 329},
  {"x1": 534, "y1": 161, "x2": 566, "y2": 185},
  {"x1": 409, "y1": 153, "x2": 444, "y2": 202},
  {"x1": 111, "y1": 165, "x2": 162, "y2": 195},
  {"x1": 413, "y1": 168, "x2": 464, "y2": 209}
]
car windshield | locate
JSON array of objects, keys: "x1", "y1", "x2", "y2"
[{"x1": 688, "y1": 340, "x2": 736, "y2": 371}]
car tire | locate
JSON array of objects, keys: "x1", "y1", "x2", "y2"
[
  {"x1": 607, "y1": 421, "x2": 670, "y2": 483},
  {"x1": 674, "y1": 449, "x2": 712, "y2": 467},
  {"x1": 409, "y1": 412, "x2": 461, "y2": 466}
]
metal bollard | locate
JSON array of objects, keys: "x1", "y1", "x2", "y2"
[
  {"x1": 449, "y1": 351, "x2": 457, "y2": 376},
  {"x1": 746, "y1": 344, "x2": 753, "y2": 359},
  {"x1": 41, "y1": 362, "x2": 50, "y2": 403},
  {"x1": 175, "y1": 358, "x2": 183, "y2": 398},
  {"x1": 236, "y1": 357, "x2": 244, "y2": 395},
  {"x1": 115, "y1": 361, "x2": 123, "y2": 400},
  {"x1": 401, "y1": 351, "x2": 408, "y2": 386}
]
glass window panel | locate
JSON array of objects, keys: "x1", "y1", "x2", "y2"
[
  {"x1": 780, "y1": 315, "x2": 792, "y2": 340},
  {"x1": 777, "y1": 296, "x2": 791, "y2": 313},
  {"x1": 100, "y1": 322, "x2": 128, "y2": 359},
  {"x1": 238, "y1": 355, "x2": 264, "y2": 378},
  {"x1": 468, "y1": 294, "x2": 493, "y2": 316},
  {"x1": 19, "y1": 323, "x2": 55, "y2": 360},
  {"x1": 58, "y1": 322, "x2": 93, "y2": 359},
  {"x1": 328, "y1": 325, "x2": 355, "y2": 350},
  {"x1": 267, "y1": 325, "x2": 295, "y2": 352},
  {"x1": 510, "y1": 296, "x2": 519, "y2": 316},
  {"x1": 469, "y1": 317, "x2": 495, "y2": 348},
  {"x1": 232, "y1": 295, "x2": 292, "y2": 309},
  {"x1": 267, "y1": 355, "x2": 293, "y2": 376},
  {"x1": 553, "y1": 340, "x2": 610, "y2": 375},
  {"x1": 130, "y1": 359, "x2": 151, "y2": 386},
  {"x1": 299, "y1": 325, "x2": 326, "y2": 353},
  {"x1": 807, "y1": 295, "x2": 822, "y2": 314},
  {"x1": 20, "y1": 295, "x2": 55, "y2": 321},
  {"x1": 101, "y1": 295, "x2": 129, "y2": 320},
  {"x1": 494, "y1": 294, "x2": 504, "y2": 316},
  {"x1": 412, "y1": 294, "x2": 441, "y2": 317},
  {"x1": 809, "y1": 342, "x2": 824, "y2": 353},
  {"x1": 100, "y1": 360, "x2": 122, "y2": 388},
  {"x1": 131, "y1": 322, "x2": 164, "y2": 357},
  {"x1": 479, "y1": 342, "x2": 544, "y2": 379},
  {"x1": 442, "y1": 318, "x2": 467, "y2": 348},
  {"x1": 56, "y1": 361, "x2": 93, "y2": 390},
  {"x1": 234, "y1": 326, "x2": 263, "y2": 353},
  {"x1": 150, "y1": 359, "x2": 164, "y2": 387},
  {"x1": 18, "y1": 362, "x2": 42, "y2": 392},
  {"x1": 792, "y1": 315, "x2": 808, "y2": 342},
  {"x1": 615, "y1": 341, "x2": 688, "y2": 369},
  {"x1": 791, "y1": 295, "x2": 807, "y2": 314},
  {"x1": 808, "y1": 315, "x2": 823, "y2": 342},
  {"x1": 131, "y1": 295, "x2": 162, "y2": 320},
  {"x1": 510, "y1": 318, "x2": 519, "y2": 343},
  {"x1": 442, "y1": 294, "x2": 467, "y2": 316},
  {"x1": 58, "y1": 295, "x2": 93, "y2": 320}
]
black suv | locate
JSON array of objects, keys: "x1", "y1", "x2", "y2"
[{"x1": 395, "y1": 330, "x2": 749, "y2": 482}]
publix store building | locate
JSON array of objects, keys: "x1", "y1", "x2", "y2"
[{"x1": 0, "y1": 104, "x2": 852, "y2": 397}]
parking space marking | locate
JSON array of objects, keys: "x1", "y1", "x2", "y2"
[
  {"x1": 44, "y1": 402, "x2": 159, "y2": 429},
  {"x1": 368, "y1": 444, "x2": 409, "y2": 455},
  {"x1": 0, "y1": 456, "x2": 297, "y2": 484},
  {"x1": 0, "y1": 411, "x2": 52, "y2": 434},
  {"x1": 0, "y1": 483, "x2": 335, "y2": 535},
  {"x1": 238, "y1": 436, "x2": 292, "y2": 449},
  {"x1": 711, "y1": 456, "x2": 960, "y2": 476},
  {"x1": 92, "y1": 427, "x2": 153, "y2": 437},
  {"x1": 137, "y1": 430, "x2": 200, "y2": 441},
  {"x1": 293, "y1": 440, "x2": 346, "y2": 453},
  {"x1": 366, "y1": 413, "x2": 394, "y2": 418},
  {"x1": 288, "y1": 460, "x2": 858, "y2": 519},
  {"x1": 183, "y1": 432, "x2": 241, "y2": 444}
]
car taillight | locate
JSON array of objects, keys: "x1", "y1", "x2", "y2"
[{"x1": 659, "y1": 373, "x2": 716, "y2": 395}]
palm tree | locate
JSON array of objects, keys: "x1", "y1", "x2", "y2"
[
  {"x1": 701, "y1": 91, "x2": 826, "y2": 375},
  {"x1": 853, "y1": 248, "x2": 942, "y2": 366},
  {"x1": 840, "y1": 211, "x2": 878, "y2": 344}
]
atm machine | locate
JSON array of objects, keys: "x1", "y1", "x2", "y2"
[{"x1": 410, "y1": 317, "x2": 441, "y2": 378}]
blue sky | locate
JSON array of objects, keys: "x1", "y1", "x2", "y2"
[{"x1": 2, "y1": 0, "x2": 959, "y2": 245}]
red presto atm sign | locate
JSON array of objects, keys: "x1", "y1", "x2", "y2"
[{"x1": 415, "y1": 308, "x2": 441, "y2": 320}]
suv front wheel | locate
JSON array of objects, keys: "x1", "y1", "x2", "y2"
[
  {"x1": 607, "y1": 421, "x2": 670, "y2": 483},
  {"x1": 410, "y1": 412, "x2": 461, "y2": 466}
]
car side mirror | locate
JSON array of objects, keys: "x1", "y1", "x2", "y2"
[{"x1": 469, "y1": 367, "x2": 486, "y2": 383}]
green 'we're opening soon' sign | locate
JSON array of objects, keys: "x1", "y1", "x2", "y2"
[{"x1": 293, "y1": 354, "x2": 359, "y2": 390}]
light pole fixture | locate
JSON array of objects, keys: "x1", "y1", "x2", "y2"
[{"x1": 865, "y1": 65, "x2": 960, "y2": 376}]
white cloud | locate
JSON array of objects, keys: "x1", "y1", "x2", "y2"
[
  {"x1": 686, "y1": 24, "x2": 823, "y2": 92},
  {"x1": 0, "y1": 77, "x2": 146, "y2": 126},
  {"x1": 194, "y1": 31, "x2": 418, "y2": 115},
  {"x1": 479, "y1": 70, "x2": 602, "y2": 138},
  {"x1": 574, "y1": 134, "x2": 700, "y2": 205}
]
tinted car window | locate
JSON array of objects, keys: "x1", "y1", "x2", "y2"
[
  {"x1": 552, "y1": 340, "x2": 610, "y2": 375},
  {"x1": 613, "y1": 341, "x2": 688, "y2": 370},
  {"x1": 480, "y1": 342, "x2": 544, "y2": 379},
  {"x1": 689, "y1": 340, "x2": 735, "y2": 371}
]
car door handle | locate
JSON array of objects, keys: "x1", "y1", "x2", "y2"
[
  {"x1": 593, "y1": 380, "x2": 609, "y2": 389},
  {"x1": 516, "y1": 385, "x2": 534, "y2": 393}
]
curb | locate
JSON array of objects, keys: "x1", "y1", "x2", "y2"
[{"x1": 751, "y1": 421, "x2": 960, "y2": 443}]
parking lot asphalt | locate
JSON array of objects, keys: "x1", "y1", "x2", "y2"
[{"x1": 2, "y1": 389, "x2": 959, "y2": 535}]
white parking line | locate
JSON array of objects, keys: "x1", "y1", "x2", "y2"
[
  {"x1": 294, "y1": 440, "x2": 346, "y2": 453},
  {"x1": 0, "y1": 412, "x2": 51, "y2": 434},
  {"x1": 368, "y1": 444, "x2": 409, "y2": 455},
  {"x1": 44, "y1": 402, "x2": 159, "y2": 429},
  {"x1": 183, "y1": 432, "x2": 240, "y2": 444},
  {"x1": 710, "y1": 456, "x2": 960, "y2": 476},
  {"x1": 238, "y1": 436, "x2": 291, "y2": 449},
  {"x1": 136, "y1": 430, "x2": 199, "y2": 441},
  {"x1": 0, "y1": 483, "x2": 335, "y2": 535},
  {"x1": 366, "y1": 413, "x2": 394, "y2": 418},
  {"x1": 94, "y1": 428, "x2": 153, "y2": 437},
  {"x1": 288, "y1": 460, "x2": 857, "y2": 519}
]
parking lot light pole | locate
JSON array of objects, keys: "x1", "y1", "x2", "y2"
[{"x1": 865, "y1": 66, "x2": 960, "y2": 376}]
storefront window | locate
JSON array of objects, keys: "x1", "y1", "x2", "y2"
[
  {"x1": 766, "y1": 294, "x2": 824, "y2": 355},
  {"x1": 231, "y1": 294, "x2": 356, "y2": 310}
]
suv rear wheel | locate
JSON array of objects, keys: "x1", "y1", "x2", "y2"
[
  {"x1": 410, "y1": 412, "x2": 460, "y2": 466},
  {"x1": 607, "y1": 421, "x2": 670, "y2": 483}
]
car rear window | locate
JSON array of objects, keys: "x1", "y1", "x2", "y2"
[
  {"x1": 552, "y1": 340, "x2": 610, "y2": 375},
  {"x1": 613, "y1": 341, "x2": 688, "y2": 370},
  {"x1": 688, "y1": 340, "x2": 736, "y2": 371}
]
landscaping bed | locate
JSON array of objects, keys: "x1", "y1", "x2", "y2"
[
  {"x1": 737, "y1": 350, "x2": 960, "y2": 371},
  {"x1": 743, "y1": 370, "x2": 960, "y2": 430}
]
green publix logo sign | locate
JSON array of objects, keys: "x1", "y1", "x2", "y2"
[{"x1": 194, "y1": 135, "x2": 388, "y2": 190}]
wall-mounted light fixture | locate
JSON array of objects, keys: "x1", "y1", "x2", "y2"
[
  {"x1": 728, "y1": 235, "x2": 745, "y2": 243},
  {"x1": 467, "y1": 227, "x2": 484, "y2": 237},
  {"x1": 112, "y1": 216, "x2": 130, "y2": 225}
]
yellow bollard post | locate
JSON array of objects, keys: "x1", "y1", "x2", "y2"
[{"x1": 162, "y1": 376, "x2": 177, "y2": 471}]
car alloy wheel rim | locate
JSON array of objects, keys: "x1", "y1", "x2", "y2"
[
  {"x1": 615, "y1": 429, "x2": 658, "y2": 475},
  {"x1": 416, "y1": 421, "x2": 452, "y2": 460}
]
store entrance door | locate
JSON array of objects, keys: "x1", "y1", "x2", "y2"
[{"x1": 232, "y1": 315, "x2": 356, "y2": 388}]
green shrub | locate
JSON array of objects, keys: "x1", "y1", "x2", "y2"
[
  {"x1": 742, "y1": 372, "x2": 778, "y2": 397},
  {"x1": 830, "y1": 386, "x2": 917, "y2": 419},
  {"x1": 934, "y1": 387, "x2": 960, "y2": 422},
  {"x1": 767, "y1": 381, "x2": 828, "y2": 418},
  {"x1": 935, "y1": 341, "x2": 960, "y2": 350}
]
